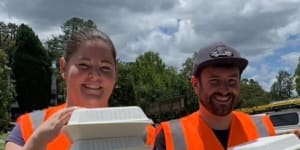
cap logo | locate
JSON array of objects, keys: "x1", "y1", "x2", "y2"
[{"x1": 210, "y1": 45, "x2": 233, "y2": 58}]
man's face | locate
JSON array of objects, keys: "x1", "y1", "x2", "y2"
[{"x1": 194, "y1": 66, "x2": 240, "y2": 116}]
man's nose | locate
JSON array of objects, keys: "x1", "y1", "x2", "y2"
[{"x1": 218, "y1": 83, "x2": 230, "y2": 95}]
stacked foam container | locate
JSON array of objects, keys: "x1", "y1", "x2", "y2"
[
  {"x1": 65, "y1": 106, "x2": 153, "y2": 150},
  {"x1": 229, "y1": 134, "x2": 300, "y2": 150}
]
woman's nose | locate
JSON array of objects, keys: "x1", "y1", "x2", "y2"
[{"x1": 88, "y1": 67, "x2": 101, "y2": 79}]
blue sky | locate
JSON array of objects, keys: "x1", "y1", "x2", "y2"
[
  {"x1": 244, "y1": 34, "x2": 300, "y2": 91},
  {"x1": 1, "y1": 0, "x2": 300, "y2": 92}
]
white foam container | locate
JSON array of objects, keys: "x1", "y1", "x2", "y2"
[
  {"x1": 71, "y1": 137, "x2": 151, "y2": 150},
  {"x1": 65, "y1": 106, "x2": 153, "y2": 141},
  {"x1": 228, "y1": 134, "x2": 300, "y2": 150}
]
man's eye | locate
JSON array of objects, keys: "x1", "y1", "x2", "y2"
[
  {"x1": 209, "y1": 79, "x2": 219, "y2": 85},
  {"x1": 228, "y1": 80, "x2": 237, "y2": 86}
]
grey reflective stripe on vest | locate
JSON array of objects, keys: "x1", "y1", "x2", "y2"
[
  {"x1": 29, "y1": 110, "x2": 45, "y2": 130},
  {"x1": 251, "y1": 115, "x2": 269, "y2": 137},
  {"x1": 169, "y1": 119, "x2": 187, "y2": 150}
]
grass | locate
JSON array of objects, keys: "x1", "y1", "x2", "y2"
[{"x1": 0, "y1": 132, "x2": 8, "y2": 150}]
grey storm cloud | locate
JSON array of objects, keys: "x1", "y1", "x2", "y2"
[{"x1": 1, "y1": 0, "x2": 177, "y2": 32}]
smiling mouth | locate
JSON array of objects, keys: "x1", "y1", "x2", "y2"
[
  {"x1": 83, "y1": 84, "x2": 102, "y2": 90},
  {"x1": 214, "y1": 95, "x2": 231, "y2": 103}
]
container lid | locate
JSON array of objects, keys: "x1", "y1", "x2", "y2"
[{"x1": 65, "y1": 106, "x2": 153, "y2": 141}]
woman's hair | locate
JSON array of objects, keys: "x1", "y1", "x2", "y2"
[{"x1": 64, "y1": 28, "x2": 116, "y2": 63}]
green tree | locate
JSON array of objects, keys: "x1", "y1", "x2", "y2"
[
  {"x1": 0, "y1": 49, "x2": 15, "y2": 131},
  {"x1": 46, "y1": 17, "x2": 97, "y2": 59},
  {"x1": 7, "y1": 23, "x2": 18, "y2": 40},
  {"x1": 0, "y1": 22, "x2": 18, "y2": 49},
  {"x1": 61, "y1": 17, "x2": 97, "y2": 41},
  {"x1": 270, "y1": 70, "x2": 294, "y2": 101},
  {"x1": 109, "y1": 61, "x2": 136, "y2": 106},
  {"x1": 131, "y1": 51, "x2": 166, "y2": 108},
  {"x1": 0, "y1": 22, "x2": 5, "y2": 48},
  {"x1": 295, "y1": 57, "x2": 300, "y2": 96},
  {"x1": 240, "y1": 78, "x2": 270, "y2": 108},
  {"x1": 179, "y1": 55, "x2": 198, "y2": 113},
  {"x1": 126, "y1": 51, "x2": 195, "y2": 121},
  {"x1": 180, "y1": 57, "x2": 193, "y2": 78},
  {"x1": 179, "y1": 52, "x2": 197, "y2": 78},
  {"x1": 0, "y1": 22, "x2": 18, "y2": 65},
  {"x1": 12, "y1": 24, "x2": 51, "y2": 113}
]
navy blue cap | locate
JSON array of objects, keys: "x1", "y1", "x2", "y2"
[{"x1": 192, "y1": 42, "x2": 248, "y2": 76}]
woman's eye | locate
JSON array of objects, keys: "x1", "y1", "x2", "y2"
[
  {"x1": 101, "y1": 66, "x2": 112, "y2": 72},
  {"x1": 78, "y1": 64, "x2": 89, "y2": 69}
]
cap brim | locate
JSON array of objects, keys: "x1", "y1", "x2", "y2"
[{"x1": 193, "y1": 57, "x2": 248, "y2": 76}]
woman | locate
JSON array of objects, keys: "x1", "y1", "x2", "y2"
[{"x1": 5, "y1": 28, "x2": 117, "y2": 150}]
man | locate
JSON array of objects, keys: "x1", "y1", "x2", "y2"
[{"x1": 154, "y1": 42, "x2": 275, "y2": 150}]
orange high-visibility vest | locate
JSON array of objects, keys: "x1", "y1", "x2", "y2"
[
  {"x1": 160, "y1": 111, "x2": 275, "y2": 150},
  {"x1": 145, "y1": 125, "x2": 156, "y2": 146},
  {"x1": 17, "y1": 103, "x2": 71, "y2": 150},
  {"x1": 145, "y1": 124, "x2": 162, "y2": 147},
  {"x1": 17, "y1": 104, "x2": 156, "y2": 149}
]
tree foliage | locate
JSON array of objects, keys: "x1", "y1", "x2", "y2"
[
  {"x1": 0, "y1": 49, "x2": 15, "y2": 130},
  {"x1": 240, "y1": 79, "x2": 270, "y2": 108},
  {"x1": 12, "y1": 24, "x2": 51, "y2": 113},
  {"x1": 180, "y1": 52, "x2": 197, "y2": 78},
  {"x1": 130, "y1": 51, "x2": 168, "y2": 107},
  {"x1": 270, "y1": 70, "x2": 294, "y2": 101},
  {"x1": 0, "y1": 22, "x2": 18, "y2": 62},
  {"x1": 61, "y1": 17, "x2": 97, "y2": 41},
  {"x1": 109, "y1": 61, "x2": 136, "y2": 106},
  {"x1": 295, "y1": 57, "x2": 300, "y2": 96},
  {"x1": 0, "y1": 22, "x2": 18, "y2": 128},
  {"x1": 46, "y1": 17, "x2": 97, "y2": 60},
  {"x1": 179, "y1": 55, "x2": 198, "y2": 113}
]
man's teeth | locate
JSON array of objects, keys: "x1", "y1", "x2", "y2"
[{"x1": 216, "y1": 96, "x2": 229, "y2": 101}]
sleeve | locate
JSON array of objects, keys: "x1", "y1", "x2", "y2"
[
  {"x1": 153, "y1": 129, "x2": 166, "y2": 150},
  {"x1": 5, "y1": 123, "x2": 25, "y2": 146}
]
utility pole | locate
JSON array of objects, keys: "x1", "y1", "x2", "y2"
[{"x1": 50, "y1": 60, "x2": 57, "y2": 105}]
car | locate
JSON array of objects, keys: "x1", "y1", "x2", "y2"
[{"x1": 267, "y1": 110, "x2": 300, "y2": 134}]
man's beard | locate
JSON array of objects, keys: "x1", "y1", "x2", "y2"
[{"x1": 200, "y1": 93, "x2": 239, "y2": 116}]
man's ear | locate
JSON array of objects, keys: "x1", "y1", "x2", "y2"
[
  {"x1": 59, "y1": 57, "x2": 66, "y2": 80},
  {"x1": 191, "y1": 76, "x2": 200, "y2": 95}
]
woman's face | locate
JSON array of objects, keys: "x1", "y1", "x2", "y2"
[{"x1": 60, "y1": 40, "x2": 116, "y2": 108}]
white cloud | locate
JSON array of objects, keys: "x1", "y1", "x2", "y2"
[
  {"x1": 1, "y1": 0, "x2": 300, "y2": 89},
  {"x1": 281, "y1": 52, "x2": 300, "y2": 70},
  {"x1": 249, "y1": 64, "x2": 277, "y2": 91},
  {"x1": 175, "y1": 19, "x2": 200, "y2": 53}
]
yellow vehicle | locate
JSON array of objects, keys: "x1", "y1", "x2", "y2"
[
  {"x1": 239, "y1": 98, "x2": 300, "y2": 135},
  {"x1": 237, "y1": 98, "x2": 300, "y2": 114}
]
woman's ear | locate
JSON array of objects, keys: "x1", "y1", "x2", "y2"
[
  {"x1": 59, "y1": 57, "x2": 66, "y2": 80},
  {"x1": 191, "y1": 76, "x2": 200, "y2": 95}
]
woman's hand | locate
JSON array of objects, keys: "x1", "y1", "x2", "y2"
[{"x1": 24, "y1": 106, "x2": 78, "y2": 150}]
